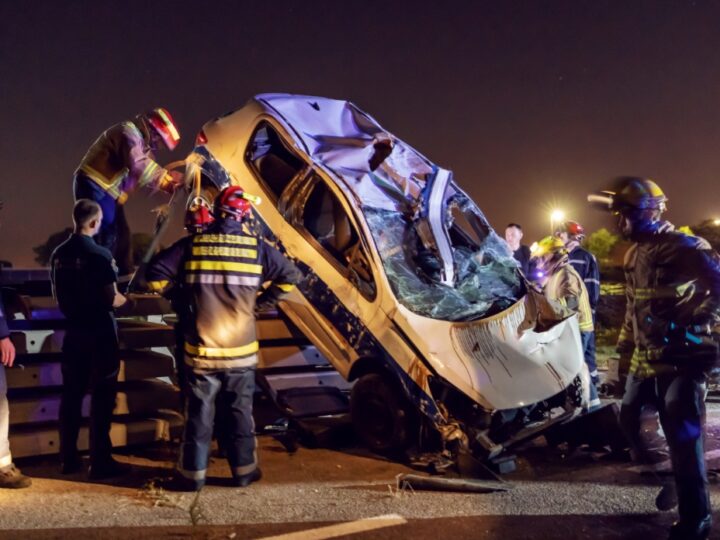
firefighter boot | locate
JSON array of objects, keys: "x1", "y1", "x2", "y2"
[
  {"x1": 669, "y1": 515, "x2": 712, "y2": 540},
  {"x1": 233, "y1": 467, "x2": 262, "y2": 487}
]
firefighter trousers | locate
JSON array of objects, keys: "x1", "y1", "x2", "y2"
[
  {"x1": 178, "y1": 366, "x2": 256, "y2": 486},
  {"x1": 620, "y1": 372, "x2": 711, "y2": 524}
]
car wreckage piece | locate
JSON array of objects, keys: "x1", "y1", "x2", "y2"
[{"x1": 181, "y1": 94, "x2": 591, "y2": 462}]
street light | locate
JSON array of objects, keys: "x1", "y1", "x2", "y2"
[
  {"x1": 713, "y1": 219, "x2": 720, "y2": 226},
  {"x1": 550, "y1": 209, "x2": 565, "y2": 234}
]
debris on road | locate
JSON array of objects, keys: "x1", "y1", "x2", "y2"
[{"x1": 395, "y1": 473, "x2": 511, "y2": 494}]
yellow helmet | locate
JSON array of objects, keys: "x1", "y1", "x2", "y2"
[{"x1": 531, "y1": 236, "x2": 567, "y2": 258}]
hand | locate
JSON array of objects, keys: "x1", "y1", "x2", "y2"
[
  {"x1": 159, "y1": 171, "x2": 184, "y2": 193},
  {"x1": 0, "y1": 337, "x2": 15, "y2": 367}
]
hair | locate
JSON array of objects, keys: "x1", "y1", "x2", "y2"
[
  {"x1": 73, "y1": 199, "x2": 102, "y2": 228},
  {"x1": 506, "y1": 223, "x2": 523, "y2": 231}
]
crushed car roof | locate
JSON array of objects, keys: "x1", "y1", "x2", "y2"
[{"x1": 256, "y1": 93, "x2": 433, "y2": 212}]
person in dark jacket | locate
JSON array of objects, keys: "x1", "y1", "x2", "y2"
[
  {"x1": 146, "y1": 186, "x2": 301, "y2": 491},
  {"x1": 505, "y1": 223, "x2": 531, "y2": 275},
  {"x1": 590, "y1": 177, "x2": 720, "y2": 540},
  {"x1": 73, "y1": 108, "x2": 183, "y2": 275},
  {"x1": 555, "y1": 220, "x2": 601, "y2": 387},
  {"x1": 51, "y1": 199, "x2": 130, "y2": 478}
]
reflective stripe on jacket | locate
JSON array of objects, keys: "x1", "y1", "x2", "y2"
[
  {"x1": 567, "y1": 245, "x2": 600, "y2": 311},
  {"x1": 75, "y1": 121, "x2": 170, "y2": 202},
  {"x1": 544, "y1": 263, "x2": 594, "y2": 332},
  {"x1": 145, "y1": 221, "x2": 302, "y2": 370}
]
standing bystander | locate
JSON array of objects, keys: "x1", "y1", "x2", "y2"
[
  {"x1": 51, "y1": 199, "x2": 130, "y2": 478},
  {"x1": 505, "y1": 223, "x2": 531, "y2": 275},
  {"x1": 0, "y1": 293, "x2": 31, "y2": 488}
]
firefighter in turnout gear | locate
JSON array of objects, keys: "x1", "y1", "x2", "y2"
[
  {"x1": 146, "y1": 186, "x2": 301, "y2": 491},
  {"x1": 590, "y1": 177, "x2": 720, "y2": 540},
  {"x1": 530, "y1": 236, "x2": 601, "y2": 410},
  {"x1": 73, "y1": 108, "x2": 182, "y2": 275},
  {"x1": 555, "y1": 220, "x2": 601, "y2": 388}
]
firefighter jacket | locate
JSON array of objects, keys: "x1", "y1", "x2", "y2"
[
  {"x1": 567, "y1": 242, "x2": 600, "y2": 311},
  {"x1": 544, "y1": 262, "x2": 594, "y2": 333},
  {"x1": 0, "y1": 297, "x2": 9, "y2": 340},
  {"x1": 145, "y1": 220, "x2": 301, "y2": 370},
  {"x1": 74, "y1": 121, "x2": 171, "y2": 204},
  {"x1": 617, "y1": 224, "x2": 720, "y2": 378}
]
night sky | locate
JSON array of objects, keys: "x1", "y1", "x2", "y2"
[{"x1": 2, "y1": 1, "x2": 720, "y2": 267}]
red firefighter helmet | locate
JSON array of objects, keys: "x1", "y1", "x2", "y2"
[
  {"x1": 144, "y1": 108, "x2": 181, "y2": 151},
  {"x1": 185, "y1": 197, "x2": 215, "y2": 234},
  {"x1": 214, "y1": 186, "x2": 261, "y2": 221},
  {"x1": 555, "y1": 220, "x2": 585, "y2": 238}
]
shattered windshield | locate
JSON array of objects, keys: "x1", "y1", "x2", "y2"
[{"x1": 364, "y1": 192, "x2": 523, "y2": 322}]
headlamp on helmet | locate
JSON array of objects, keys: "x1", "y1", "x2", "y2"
[{"x1": 185, "y1": 197, "x2": 215, "y2": 234}]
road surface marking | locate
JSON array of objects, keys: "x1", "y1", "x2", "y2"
[{"x1": 256, "y1": 514, "x2": 408, "y2": 540}]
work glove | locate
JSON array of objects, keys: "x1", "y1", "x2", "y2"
[{"x1": 158, "y1": 170, "x2": 184, "y2": 193}]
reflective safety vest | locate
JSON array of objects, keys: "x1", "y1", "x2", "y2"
[
  {"x1": 145, "y1": 223, "x2": 301, "y2": 370},
  {"x1": 75, "y1": 121, "x2": 170, "y2": 204},
  {"x1": 544, "y1": 263, "x2": 594, "y2": 333}
]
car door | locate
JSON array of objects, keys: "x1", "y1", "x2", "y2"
[{"x1": 277, "y1": 169, "x2": 381, "y2": 377}]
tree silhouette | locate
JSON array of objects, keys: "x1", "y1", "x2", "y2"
[{"x1": 33, "y1": 228, "x2": 73, "y2": 266}]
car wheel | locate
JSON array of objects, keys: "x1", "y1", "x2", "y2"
[{"x1": 351, "y1": 372, "x2": 416, "y2": 455}]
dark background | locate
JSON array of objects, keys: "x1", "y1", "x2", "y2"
[{"x1": 2, "y1": 0, "x2": 720, "y2": 266}]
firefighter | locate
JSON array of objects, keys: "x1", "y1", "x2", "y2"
[
  {"x1": 73, "y1": 108, "x2": 183, "y2": 276},
  {"x1": 51, "y1": 199, "x2": 130, "y2": 478},
  {"x1": 145, "y1": 186, "x2": 301, "y2": 491},
  {"x1": 174, "y1": 198, "x2": 216, "y2": 406},
  {"x1": 555, "y1": 220, "x2": 601, "y2": 388},
  {"x1": 530, "y1": 235, "x2": 601, "y2": 410},
  {"x1": 589, "y1": 177, "x2": 720, "y2": 540}
]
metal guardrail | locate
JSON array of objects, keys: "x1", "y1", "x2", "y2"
[{"x1": 1, "y1": 270, "x2": 348, "y2": 458}]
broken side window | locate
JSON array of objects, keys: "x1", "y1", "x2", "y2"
[
  {"x1": 298, "y1": 175, "x2": 376, "y2": 298},
  {"x1": 302, "y1": 175, "x2": 359, "y2": 262},
  {"x1": 245, "y1": 121, "x2": 306, "y2": 201}
]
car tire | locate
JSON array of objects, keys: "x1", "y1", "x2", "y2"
[{"x1": 351, "y1": 372, "x2": 416, "y2": 455}]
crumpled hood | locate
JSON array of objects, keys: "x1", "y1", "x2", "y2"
[{"x1": 391, "y1": 298, "x2": 585, "y2": 410}]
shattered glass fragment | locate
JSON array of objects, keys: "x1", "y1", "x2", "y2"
[{"x1": 366, "y1": 206, "x2": 522, "y2": 322}]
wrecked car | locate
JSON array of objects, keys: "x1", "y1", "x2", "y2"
[{"x1": 181, "y1": 94, "x2": 591, "y2": 461}]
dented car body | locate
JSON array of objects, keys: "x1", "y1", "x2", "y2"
[{"x1": 184, "y1": 94, "x2": 590, "y2": 459}]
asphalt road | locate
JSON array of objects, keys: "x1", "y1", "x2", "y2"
[{"x1": 1, "y1": 402, "x2": 720, "y2": 539}]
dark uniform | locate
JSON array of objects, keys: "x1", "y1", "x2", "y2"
[
  {"x1": 146, "y1": 218, "x2": 300, "y2": 488},
  {"x1": 617, "y1": 225, "x2": 720, "y2": 533},
  {"x1": 567, "y1": 242, "x2": 601, "y2": 384},
  {"x1": 512, "y1": 244, "x2": 531, "y2": 276},
  {"x1": 50, "y1": 234, "x2": 120, "y2": 470}
]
